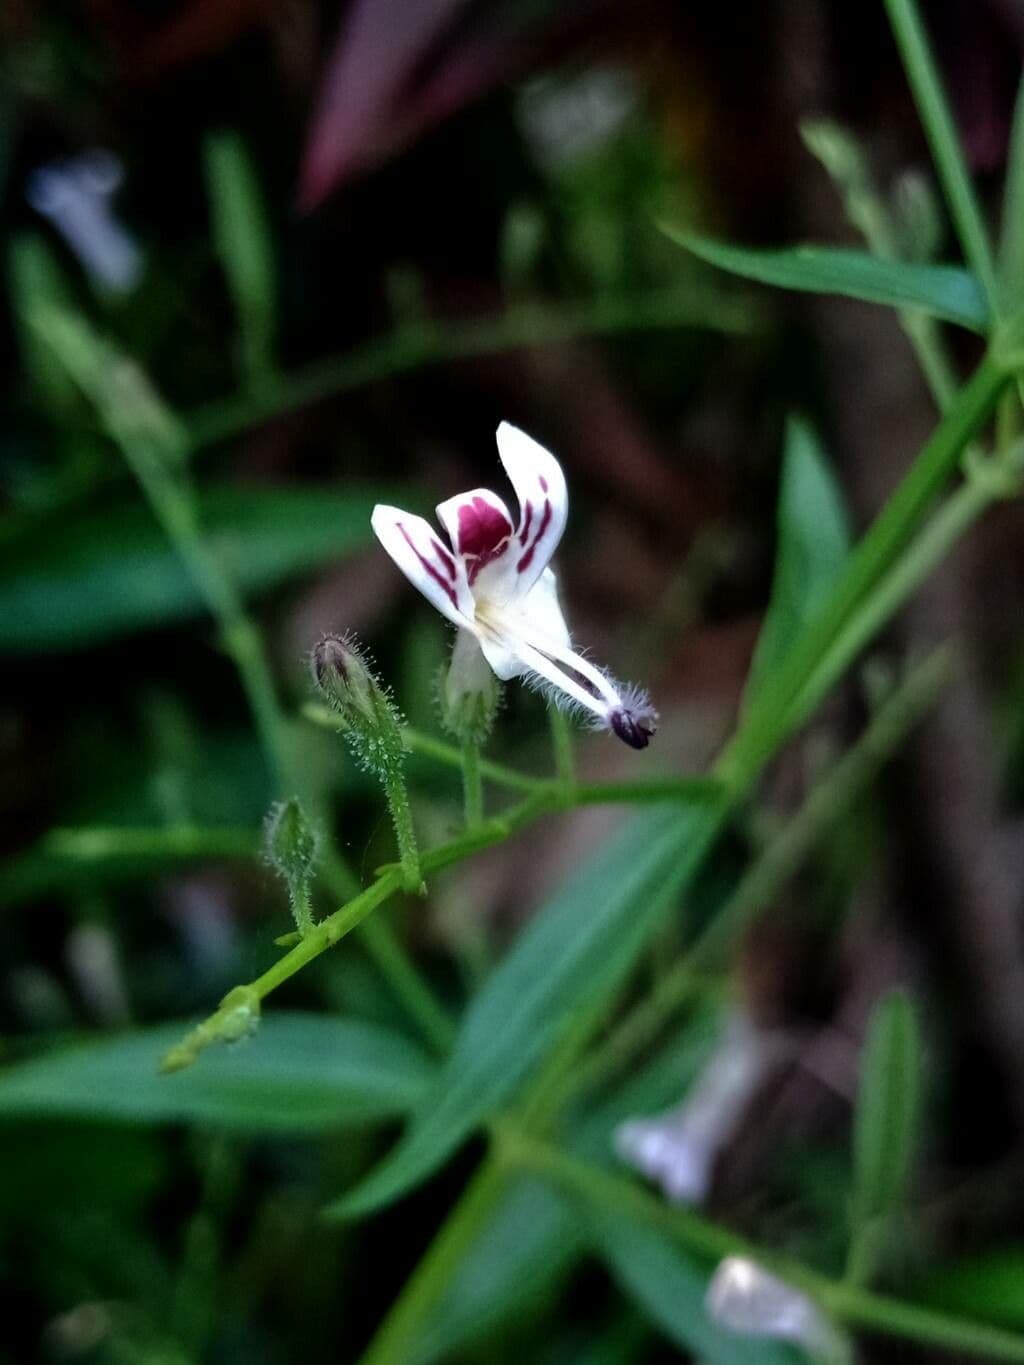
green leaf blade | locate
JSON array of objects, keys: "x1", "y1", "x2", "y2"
[
  {"x1": 327, "y1": 797, "x2": 728, "y2": 1220},
  {"x1": 745, "y1": 418, "x2": 851, "y2": 705},
  {"x1": 663, "y1": 230, "x2": 989, "y2": 332},
  {"x1": 0, "y1": 484, "x2": 386, "y2": 651},
  {"x1": 589, "y1": 1214, "x2": 802, "y2": 1365},
  {"x1": 852, "y1": 989, "x2": 922, "y2": 1227},
  {"x1": 0, "y1": 1013, "x2": 435, "y2": 1132}
]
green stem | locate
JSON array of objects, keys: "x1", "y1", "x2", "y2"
[
  {"x1": 356, "y1": 1156, "x2": 508, "y2": 1365},
  {"x1": 402, "y1": 724, "x2": 541, "y2": 792},
  {"x1": 716, "y1": 353, "x2": 1006, "y2": 791},
  {"x1": 569, "y1": 777, "x2": 724, "y2": 805},
  {"x1": 884, "y1": 0, "x2": 999, "y2": 311},
  {"x1": 319, "y1": 831, "x2": 454, "y2": 1052},
  {"x1": 164, "y1": 791, "x2": 557, "y2": 1063},
  {"x1": 503, "y1": 1136, "x2": 1024, "y2": 1365},
  {"x1": 999, "y1": 74, "x2": 1024, "y2": 311},
  {"x1": 289, "y1": 879, "x2": 313, "y2": 938},
  {"x1": 382, "y1": 768, "x2": 423, "y2": 893},
  {"x1": 186, "y1": 291, "x2": 750, "y2": 452},
  {"x1": 548, "y1": 707, "x2": 575, "y2": 788},
  {"x1": 461, "y1": 740, "x2": 484, "y2": 828},
  {"x1": 567, "y1": 645, "x2": 953, "y2": 1103}
]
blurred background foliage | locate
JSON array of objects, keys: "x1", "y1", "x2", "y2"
[{"x1": 3, "y1": 1, "x2": 1024, "y2": 1362}]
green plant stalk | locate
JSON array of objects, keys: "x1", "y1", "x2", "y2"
[
  {"x1": 306, "y1": 707, "x2": 722, "y2": 804},
  {"x1": 289, "y1": 879, "x2": 314, "y2": 938},
  {"x1": 503, "y1": 1135, "x2": 1024, "y2": 1365},
  {"x1": 160, "y1": 790, "x2": 559, "y2": 1065},
  {"x1": 803, "y1": 122, "x2": 958, "y2": 411},
  {"x1": 461, "y1": 740, "x2": 484, "y2": 828},
  {"x1": 548, "y1": 707, "x2": 575, "y2": 787},
  {"x1": 319, "y1": 848, "x2": 454, "y2": 1053},
  {"x1": 382, "y1": 768, "x2": 423, "y2": 893},
  {"x1": 784, "y1": 469, "x2": 1000, "y2": 736},
  {"x1": 566, "y1": 645, "x2": 953, "y2": 1103},
  {"x1": 357, "y1": 1156, "x2": 508, "y2": 1365},
  {"x1": 884, "y1": 0, "x2": 999, "y2": 310},
  {"x1": 999, "y1": 74, "x2": 1024, "y2": 311},
  {"x1": 716, "y1": 353, "x2": 1006, "y2": 791},
  {"x1": 185, "y1": 290, "x2": 751, "y2": 452}
]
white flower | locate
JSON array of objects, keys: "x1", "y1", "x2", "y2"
[
  {"x1": 371, "y1": 422, "x2": 656, "y2": 747},
  {"x1": 706, "y1": 1258, "x2": 850, "y2": 1364}
]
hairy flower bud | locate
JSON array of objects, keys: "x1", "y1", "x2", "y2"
[
  {"x1": 311, "y1": 633, "x2": 406, "y2": 780},
  {"x1": 263, "y1": 797, "x2": 319, "y2": 937},
  {"x1": 441, "y1": 629, "x2": 500, "y2": 745},
  {"x1": 264, "y1": 797, "x2": 317, "y2": 883}
]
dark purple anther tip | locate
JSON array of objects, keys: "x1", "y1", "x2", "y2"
[{"x1": 610, "y1": 707, "x2": 657, "y2": 750}]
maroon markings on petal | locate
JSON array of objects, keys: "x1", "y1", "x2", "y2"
[
  {"x1": 516, "y1": 497, "x2": 551, "y2": 574},
  {"x1": 433, "y1": 540, "x2": 457, "y2": 581},
  {"x1": 457, "y1": 495, "x2": 513, "y2": 586},
  {"x1": 519, "y1": 500, "x2": 534, "y2": 545},
  {"x1": 399, "y1": 523, "x2": 458, "y2": 609},
  {"x1": 610, "y1": 707, "x2": 657, "y2": 750},
  {"x1": 539, "y1": 475, "x2": 549, "y2": 493}
]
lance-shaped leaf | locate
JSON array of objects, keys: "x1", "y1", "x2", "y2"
[
  {"x1": 0, "y1": 485, "x2": 386, "y2": 651},
  {"x1": 588, "y1": 1215, "x2": 802, "y2": 1365},
  {"x1": 852, "y1": 989, "x2": 922, "y2": 1228},
  {"x1": 745, "y1": 418, "x2": 851, "y2": 706},
  {"x1": 663, "y1": 229, "x2": 989, "y2": 332},
  {"x1": 0, "y1": 1014, "x2": 435, "y2": 1132},
  {"x1": 326, "y1": 797, "x2": 728, "y2": 1219}
]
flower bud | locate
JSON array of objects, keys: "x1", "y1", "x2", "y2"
[
  {"x1": 264, "y1": 797, "x2": 318, "y2": 884},
  {"x1": 311, "y1": 633, "x2": 406, "y2": 780},
  {"x1": 263, "y1": 797, "x2": 319, "y2": 937},
  {"x1": 312, "y1": 632, "x2": 374, "y2": 720},
  {"x1": 441, "y1": 630, "x2": 500, "y2": 745}
]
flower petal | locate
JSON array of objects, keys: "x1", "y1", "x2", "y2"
[
  {"x1": 436, "y1": 487, "x2": 518, "y2": 601},
  {"x1": 514, "y1": 566, "x2": 571, "y2": 648},
  {"x1": 496, "y1": 421, "x2": 569, "y2": 596},
  {"x1": 371, "y1": 504, "x2": 474, "y2": 628}
]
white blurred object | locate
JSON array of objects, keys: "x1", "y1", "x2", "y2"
[
  {"x1": 65, "y1": 923, "x2": 131, "y2": 1024},
  {"x1": 707, "y1": 1257, "x2": 851, "y2": 1364},
  {"x1": 517, "y1": 68, "x2": 636, "y2": 169},
  {"x1": 26, "y1": 149, "x2": 143, "y2": 293},
  {"x1": 614, "y1": 1012, "x2": 791, "y2": 1204}
]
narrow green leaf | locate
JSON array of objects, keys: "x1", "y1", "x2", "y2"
[
  {"x1": 911, "y1": 1248, "x2": 1024, "y2": 1331},
  {"x1": 0, "y1": 484, "x2": 384, "y2": 650},
  {"x1": 204, "y1": 130, "x2": 276, "y2": 385},
  {"x1": 663, "y1": 230, "x2": 988, "y2": 332},
  {"x1": 416, "y1": 1018, "x2": 722, "y2": 1363},
  {"x1": 852, "y1": 990, "x2": 921, "y2": 1226},
  {"x1": 883, "y1": 0, "x2": 998, "y2": 309},
  {"x1": 0, "y1": 1014, "x2": 434, "y2": 1131},
  {"x1": 7, "y1": 235, "x2": 79, "y2": 410},
  {"x1": 326, "y1": 798, "x2": 728, "y2": 1219},
  {"x1": 745, "y1": 418, "x2": 850, "y2": 704},
  {"x1": 999, "y1": 75, "x2": 1024, "y2": 313},
  {"x1": 589, "y1": 1214, "x2": 801, "y2": 1365}
]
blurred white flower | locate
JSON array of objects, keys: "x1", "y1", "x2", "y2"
[
  {"x1": 707, "y1": 1257, "x2": 850, "y2": 1364},
  {"x1": 26, "y1": 149, "x2": 143, "y2": 294},
  {"x1": 615, "y1": 1012, "x2": 791, "y2": 1203},
  {"x1": 372, "y1": 422, "x2": 656, "y2": 747}
]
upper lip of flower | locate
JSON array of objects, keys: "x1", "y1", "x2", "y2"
[{"x1": 371, "y1": 421, "x2": 656, "y2": 747}]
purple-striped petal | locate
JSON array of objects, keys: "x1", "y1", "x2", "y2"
[
  {"x1": 495, "y1": 422, "x2": 568, "y2": 597},
  {"x1": 371, "y1": 504, "x2": 474, "y2": 628}
]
